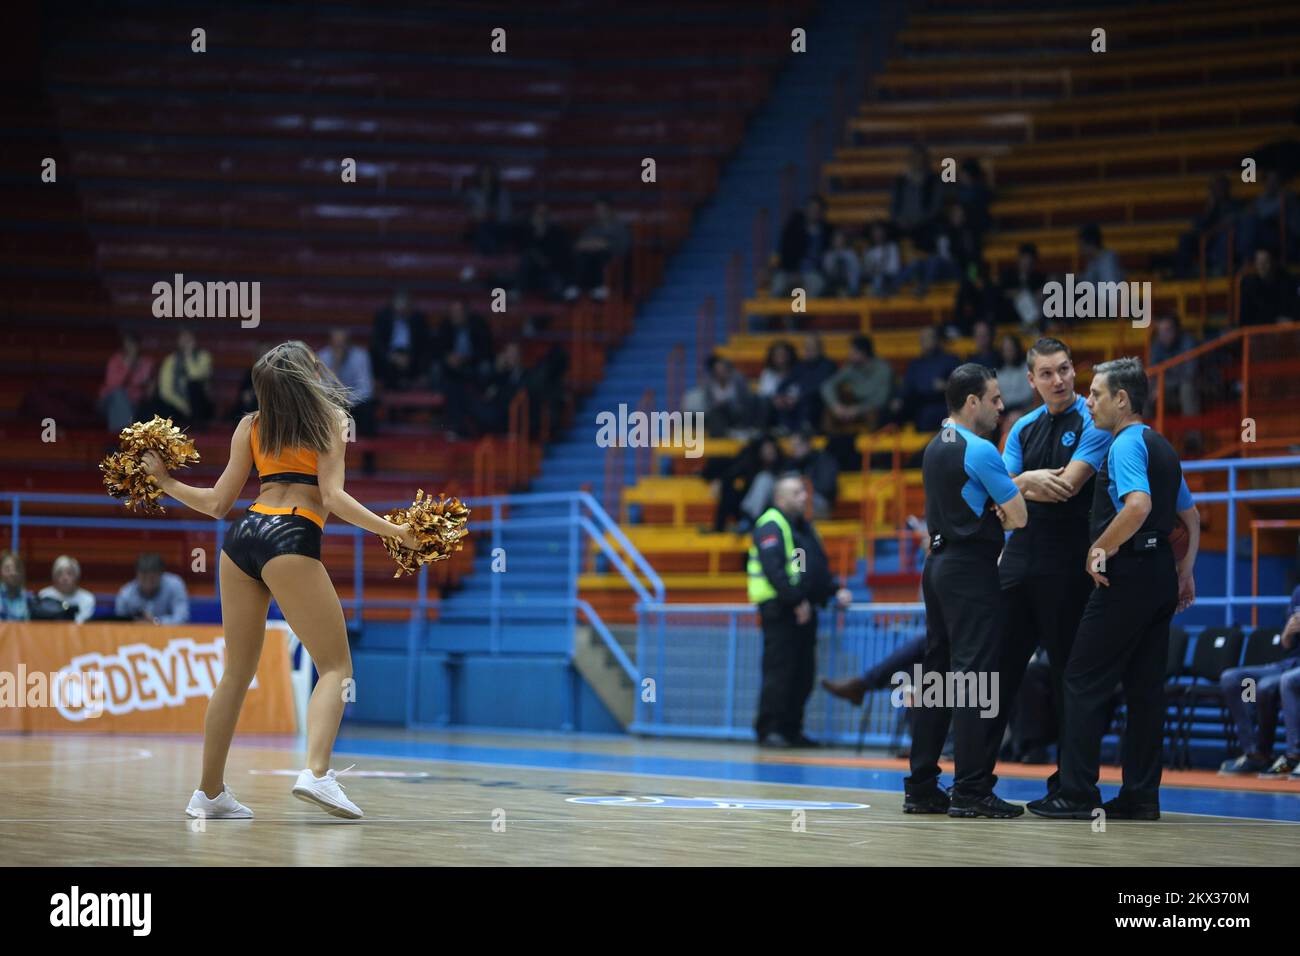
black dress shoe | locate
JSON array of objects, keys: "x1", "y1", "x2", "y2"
[
  {"x1": 1026, "y1": 794, "x2": 1096, "y2": 819},
  {"x1": 903, "y1": 786, "x2": 952, "y2": 814},
  {"x1": 948, "y1": 792, "x2": 1025, "y2": 818},
  {"x1": 1101, "y1": 796, "x2": 1160, "y2": 820},
  {"x1": 758, "y1": 733, "x2": 796, "y2": 749},
  {"x1": 820, "y1": 675, "x2": 869, "y2": 707}
]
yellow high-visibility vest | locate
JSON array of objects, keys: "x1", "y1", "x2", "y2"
[{"x1": 747, "y1": 507, "x2": 801, "y2": 604}]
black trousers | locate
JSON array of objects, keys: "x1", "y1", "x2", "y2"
[
  {"x1": 907, "y1": 543, "x2": 1004, "y2": 800},
  {"x1": 755, "y1": 601, "x2": 817, "y2": 740},
  {"x1": 1058, "y1": 547, "x2": 1178, "y2": 806},
  {"x1": 984, "y1": 570, "x2": 1093, "y2": 785}
]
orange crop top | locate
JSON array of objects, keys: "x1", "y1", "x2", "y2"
[{"x1": 250, "y1": 414, "x2": 319, "y2": 485}]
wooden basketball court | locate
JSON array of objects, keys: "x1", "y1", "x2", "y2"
[{"x1": 1, "y1": 729, "x2": 1295, "y2": 866}]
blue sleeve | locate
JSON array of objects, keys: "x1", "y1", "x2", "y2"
[
  {"x1": 1175, "y1": 476, "x2": 1193, "y2": 511},
  {"x1": 114, "y1": 585, "x2": 131, "y2": 618},
  {"x1": 1112, "y1": 432, "x2": 1150, "y2": 499},
  {"x1": 969, "y1": 439, "x2": 1019, "y2": 506},
  {"x1": 1002, "y1": 423, "x2": 1024, "y2": 475},
  {"x1": 1290, "y1": 586, "x2": 1300, "y2": 617},
  {"x1": 1072, "y1": 423, "x2": 1111, "y2": 471}
]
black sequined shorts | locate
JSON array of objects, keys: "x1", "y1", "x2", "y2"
[{"x1": 221, "y1": 506, "x2": 323, "y2": 582}]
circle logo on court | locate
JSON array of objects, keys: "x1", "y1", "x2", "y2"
[
  {"x1": 1061, "y1": 431, "x2": 1077, "y2": 447},
  {"x1": 566, "y1": 796, "x2": 868, "y2": 810}
]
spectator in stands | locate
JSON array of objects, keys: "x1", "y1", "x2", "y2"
[
  {"x1": 319, "y1": 328, "x2": 376, "y2": 439},
  {"x1": 890, "y1": 144, "x2": 941, "y2": 249},
  {"x1": 787, "y1": 431, "x2": 839, "y2": 519},
  {"x1": 1077, "y1": 223, "x2": 1125, "y2": 285},
  {"x1": 152, "y1": 326, "x2": 214, "y2": 429},
  {"x1": 98, "y1": 328, "x2": 154, "y2": 433},
  {"x1": 1148, "y1": 314, "x2": 1199, "y2": 416},
  {"x1": 231, "y1": 340, "x2": 271, "y2": 421},
  {"x1": 0, "y1": 551, "x2": 33, "y2": 622},
  {"x1": 687, "y1": 354, "x2": 763, "y2": 439},
  {"x1": 1219, "y1": 584, "x2": 1300, "y2": 776},
  {"x1": 770, "y1": 196, "x2": 830, "y2": 300},
  {"x1": 966, "y1": 319, "x2": 1000, "y2": 369},
  {"x1": 780, "y1": 333, "x2": 838, "y2": 431},
  {"x1": 705, "y1": 434, "x2": 785, "y2": 533},
  {"x1": 957, "y1": 157, "x2": 993, "y2": 239},
  {"x1": 953, "y1": 259, "x2": 1003, "y2": 336},
  {"x1": 889, "y1": 325, "x2": 959, "y2": 431},
  {"x1": 515, "y1": 203, "x2": 572, "y2": 299},
  {"x1": 472, "y1": 342, "x2": 528, "y2": 435},
  {"x1": 1001, "y1": 242, "x2": 1048, "y2": 331},
  {"x1": 820, "y1": 334, "x2": 893, "y2": 433},
  {"x1": 566, "y1": 195, "x2": 630, "y2": 301},
  {"x1": 995, "y1": 333, "x2": 1034, "y2": 414},
  {"x1": 461, "y1": 163, "x2": 513, "y2": 256},
  {"x1": 371, "y1": 289, "x2": 430, "y2": 391},
  {"x1": 37, "y1": 555, "x2": 95, "y2": 624},
  {"x1": 821, "y1": 228, "x2": 862, "y2": 297},
  {"x1": 115, "y1": 553, "x2": 189, "y2": 625},
  {"x1": 862, "y1": 220, "x2": 901, "y2": 298},
  {"x1": 1239, "y1": 246, "x2": 1299, "y2": 326},
  {"x1": 1175, "y1": 174, "x2": 1240, "y2": 278},
  {"x1": 757, "y1": 341, "x2": 797, "y2": 400},
  {"x1": 900, "y1": 203, "x2": 979, "y2": 297},
  {"x1": 434, "y1": 300, "x2": 495, "y2": 436},
  {"x1": 1237, "y1": 169, "x2": 1300, "y2": 261}
]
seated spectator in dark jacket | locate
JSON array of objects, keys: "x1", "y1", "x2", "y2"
[
  {"x1": 371, "y1": 289, "x2": 430, "y2": 391},
  {"x1": 515, "y1": 203, "x2": 572, "y2": 299},
  {"x1": 954, "y1": 259, "x2": 1004, "y2": 336},
  {"x1": 770, "y1": 196, "x2": 831, "y2": 299},
  {"x1": 1175, "y1": 174, "x2": 1240, "y2": 278},
  {"x1": 862, "y1": 220, "x2": 902, "y2": 297},
  {"x1": 889, "y1": 325, "x2": 959, "y2": 431},
  {"x1": 1240, "y1": 246, "x2": 1300, "y2": 326},
  {"x1": 461, "y1": 162, "x2": 512, "y2": 256},
  {"x1": 899, "y1": 203, "x2": 979, "y2": 297},
  {"x1": 957, "y1": 157, "x2": 993, "y2": 240},
  {"x1": 98, "y1": 328, "x2": 155, "y2": 433},
  {"x1": 705, "y1": 434, "x2": 785, "y2": 533},
  {"x1": 0, "y1": 550, "x2": 33, "y2": 622},
  {"x1": 435, "y1": 300, "x2": 496, "y2": 436},
  {"x1": 1000, "y1": 242, "x2": 1048, "y2": 331},
  {"x1": 819, "y1": 334, "x2": 893, "y2": 432},
  {"x1": 890, "y1": 144, "x2": 941, "y2": 249},
  {"x1": 685, "y1": 355, "x2": 764, "y2": 439},
  {"x1": 566, "y1": 196, "x2": 630, "y2": 301},
  {"x1": 778, "y1": 333, "x2": 838, "y2": 430},
  {"x1": 966, "y1": 320, "x2": 1000, "y2": 369},
  {"x1": 787, "y1": 431, "x2": 839, "y2": 519},
  {"x1": 821, "y1": 228, "x2": 862, "y2": 297},
  {"x1": 471, "y1": 343, "x2": 528, "y2": 435}
]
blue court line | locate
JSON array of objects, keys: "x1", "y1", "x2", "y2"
[{"x1": 334, "y1": 735, "x2": 1300, "y2": 823}]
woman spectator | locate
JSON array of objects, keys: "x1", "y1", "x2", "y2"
[
  {"x1": 770, "y1": 196, "x2": 829, "y2": 299},
  {"x1": 37, "y1": 555, "x2": 96, "y2": 623},
  {"x1": 98, "y1": 329, "x2": 154, "y2": 433},
  {"x1": 757, "y1": 341, "x2": 797, "y2": 399},
  {"x1": 821, "y1": 228, "x2": 862, "y2": 297},
  {"x1": 0, "y1": 551, "x2": 33, "y2": 622},
  {"x1": 995, "y1": 334, "x2": 1034, "y2": 413},
  {"x1": 462, "y1": 163, "x2": 513, "y2": 255}
]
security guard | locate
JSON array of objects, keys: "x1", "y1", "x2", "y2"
[
  {"x1": 750, "y1": 472, "x2": 852, "y2": 748},
  {"x1": 1029, "y1": 357, "x2": 1200, "y2": 820},
  {"x1": 983, "y1": 338, "x2": 1112, "y2": 793},
  {"x1": 906, "y1": 363, "x2": 1027, "y2": 818}
]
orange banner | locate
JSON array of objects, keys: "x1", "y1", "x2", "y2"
[{"x1": 0, "y1": 622, "x2": 295, "y2": 733}]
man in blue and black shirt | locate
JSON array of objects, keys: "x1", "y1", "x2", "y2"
[
  {"x1": 983, "y1": 339, "x2": 1112, "y2": 793},
  {"x1": 905, "y1": 363, "x2": 1028, "y2": 818},
  {"x1": 1030, "y1": 357, "x2": 1200, "y2": 820}
]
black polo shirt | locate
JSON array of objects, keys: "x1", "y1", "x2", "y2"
[
  {"x1": 1091, "y1": 422, "x2": 1193, "y2": 544},
  {"x1": 999, "y1": 394, "x2": 1111, "y2": 585},
  {"x1": 921, "y1": 419, "x2": 1019, "y2": 555}
]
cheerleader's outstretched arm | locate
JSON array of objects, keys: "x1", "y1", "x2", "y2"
[{"x1": 144, "y1": 415, "x2": 255, "y2": 519}]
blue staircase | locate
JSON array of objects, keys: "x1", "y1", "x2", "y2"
[{"x1": 430, "y1": 0, "x2": 897, "y2": 644}]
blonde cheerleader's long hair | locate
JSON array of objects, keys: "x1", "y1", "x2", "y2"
[{"x1": 250, "y1": 340, "x2": 353, "y2": 456}]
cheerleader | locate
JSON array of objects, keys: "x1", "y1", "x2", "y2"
[{"x1": 141, "y1": 340, "x2": 419, "y2": 820}]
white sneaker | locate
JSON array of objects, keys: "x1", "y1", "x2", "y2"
[
  {"x1": 292, "y1": 765, "x2": 363, "y2": 819},
  {"x1": 185, "y1": 785, "x2": 253, "y2": 819}
]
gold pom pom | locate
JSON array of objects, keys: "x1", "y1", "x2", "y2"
[
  {"x1": 382, "y1": 490, "x2": 471, "y2": 578},
  {"x1": 100, "y1": 416, "x2": 201, "y2": 515}
]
